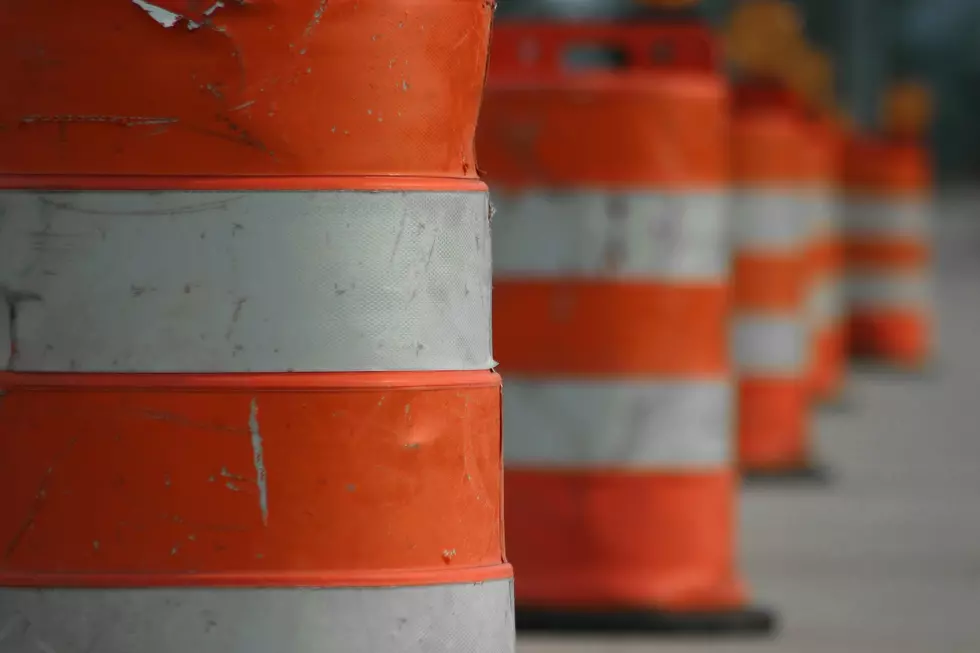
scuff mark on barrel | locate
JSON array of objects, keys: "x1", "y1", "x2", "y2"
[
  {"x1": 131, "y1": 0, "x2": 182, "y2": 27},
  {"x1": 248, "y1": 398, "x2": 269, "y2": 526},
  {"x1": 21, "y1": 115, "x2": 178, "y2": 127},
  {"x1": 131, "y1": 0, "x2": 227, "y2": 30},
  {"x1": 186, "y1": 118, "x2": 274, "y2": 158},
  {"x1": 2, "y1": 287, "x2": 42, "y2": 370},
  {"x1": 229, "y1": 100, "x2": 255, "y2": 112},
  {"x1": 4, "y1": 437, "x2": 78, "y2": 559},
  {"x1": 37, "y1": 194, "x2": 241, "y2": 217},
  {"x1": 304, "y1": 0, "x2": 328, "y2": 38},
  {"x1": 0, "y1": 615, "x2": 31, "y2": 646},
  {"x1": 603, "y1": 195, "x2": 629, "y2": 273}
]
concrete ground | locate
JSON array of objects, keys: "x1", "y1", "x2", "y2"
[{"x1": 518, "y1": 196, "x2": 980, "y2": 653}]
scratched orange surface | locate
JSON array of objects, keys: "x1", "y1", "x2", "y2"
[
  {"x1": 0, "y1": 0, "x2": 493, "y2": 178},
  {"x1": 0, "y1": 372, "x2": 506, "y2": 587}
]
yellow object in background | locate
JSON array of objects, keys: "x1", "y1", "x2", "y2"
[
  {"x1": 777, "y1": 43, "x2": 835, "y2": 113},
  {"x1": 882, "y1": 81, "x2": 933, "y2": 138},
  {"x1": 724, "y1": 0, "x2": 803, "y2": 77}
]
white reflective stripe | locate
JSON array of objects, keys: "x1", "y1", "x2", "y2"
[
  {"x1": 801, "y1": 190, "x2": 842, "y2": 238},
  {"x1": 847, "y1": 272, "x2": 931, "y2": 309},
  {"x1": 0, "y1": 580, "x2": 515, "y2": 653},
  {"x1": 845, "y1": 197, "x2": 931, "y2": 239},
  {"x1": 733, "y1": 315, "x2": 807, "y2": 375},
  {"x1": 0, "y1": 191, "x2": 492, "y2": 373},
  {"x1": 807, "y1": 274, "x2": 845, "y2": 329},
  {"x1": 732, "y1": 190, "x2": 807, "y2": 252},
  {"x1": 491, "y1": 190, "x2": 729, "y2": 281},
  {"x1": 503, "y1": 378, "x2": 731, "y2": 468}
]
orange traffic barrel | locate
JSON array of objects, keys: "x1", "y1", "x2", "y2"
[
  {"x1": 843, "y1": 135, "x2": 934, "y2": 368},
  {"x1": 480, "y1": 23, "x2": 773, "y2": 633},
  {"x1": 731, "y1": 82, "x2": 825, "y2": 481},
  {"x1": 774, "y1": 44, "x2": 848, "y2": 402},
  {"x1": 0, "y1": 1, "x2": 515, "y2": 650},
  {"x1": 801, "y1": 116, "x2": 848, "y2": 402}
]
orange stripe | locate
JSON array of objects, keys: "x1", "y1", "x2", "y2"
[
  {"x1": 846, "y1": 240, "x2": 930, "y2": 269},
  {"x1": 505, "y1": 469, "x2": 745, "y2": 611},
  {"x1": 477, "y1": 81, "x2": 728, "y2": 188},
  {"x1": 844, "y1": 137, "x2": 931, "y2": 194},
  {"x1": 847, "y1": 311, "x2": 930, "y2": 366},
  {"x1": 734, "y1": 254, "x2": 807, "y2": 311},
  {"x1": 800, "y1": 118, "x2": 844, "y2": 185},
  {"x1": 808, "y1": 324, "x2": 847, "y2": 401},
  {"x1": 0, "y1": 371, "x2": 504, "y2": 587},
  {"x1": 732, "y1": 111, "x2": 808, "y2": 184},
  {"x1": 738, "y1": 377, "x2": 809, "y2": 471},
  {"x1": 0, "y1": 0, "x2": 492, "y2": 177},
  {"x1": 493, "y1": 281, "x2": 728, "y2": 376},
  {"x1": 809, "y1": 239, "x2": 844, "y2": 276},
  {"x1": 0, "y1": 176, "x2": 488, "y2": 192}
]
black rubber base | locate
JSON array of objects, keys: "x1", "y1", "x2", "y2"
[
  {"x1": 849, "y1": 356, "x2": 939, "y2": 379},
  {"x1": 516, "y1": 605, "x2": 776, "y2": 636},
  {"x1": 742, "y1": 462, "x2": 833, "y2": 486}
]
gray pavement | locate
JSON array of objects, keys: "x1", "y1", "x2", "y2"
[{"x1": 519, "y1": 195, "x2": 980, "y2": 652}]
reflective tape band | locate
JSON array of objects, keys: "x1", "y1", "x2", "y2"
[
  {"x1": 845, "y1": 198, "x2": 931, "y2": 239},
  {"x1": 807, "y1": 274, "x2": 845, "y2": 329},
  {"x1": 733, "y1": 315, "x2": 807, "y2": 375},
  {"x1": 503, "y1": 379, "x2": 731, "y2": 468},
  {"x1": 492, "y1": 191, "x2": 729, "y2": 282},
  {"x1": 0, "y1": 191, "x2": 492, "y2": 373},
  {"x1": 0, "y1": 580, "x2": 516, "y2": 653},
  {"x1": 801, "y1": 191, "x2": 842, "y2": 238},
  {"x1": 732, "y1": 190, "x2": 807, "y2": 252},
  {"x1": 847, "y1": 273, "x2": 931, "y2": 310}
]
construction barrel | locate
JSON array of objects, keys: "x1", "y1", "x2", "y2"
[
  {"x1": 480, "y1": 21, "x2": 773, "y2": 633},
  {"x1": 0, "y1": 2, "x2": 514, "y2": 651},
  {"x1": 731, "y1": 82, "x2": 824, "y2": 480},
  {"x1": 843, "y1": 135, "x2": 934, "y2": 369}
]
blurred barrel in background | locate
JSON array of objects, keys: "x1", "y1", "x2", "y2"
[
  {"x1": 843, "y1": 82, "x2": 935, "y2": 369},
  {"x1": 724, "y1": 2, "x2": 825, "y2": 479},
  {"x1": 777, "y1": 44, "x2": 849, "y2": 402},
  {"x1": 730, "y1": 82, "x2": 820, "y2": 479},
  {"x1": 480, "y1": 19, "x2": 773, "y2": 633}
]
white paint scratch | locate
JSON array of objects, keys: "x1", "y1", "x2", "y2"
[
  {"x1": 248, "y1": 398, "x2": 269, "y2": 526},
  {"x1": 303, "y1": 0, "x2": 328, "y2": 37},
  {"x1": 132, "y1": 0, "x2": 224, "y2": 30},
  {"x1": 132, "y1": 0, "x2": 181, "y2": 27}
]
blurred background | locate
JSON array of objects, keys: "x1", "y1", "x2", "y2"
[
  {"x1": 498, "y1": 0, "x2": 980, "y2": 185},
  {"x1": 489, "y1": 1, "x2": 980, "y2": 652}
]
